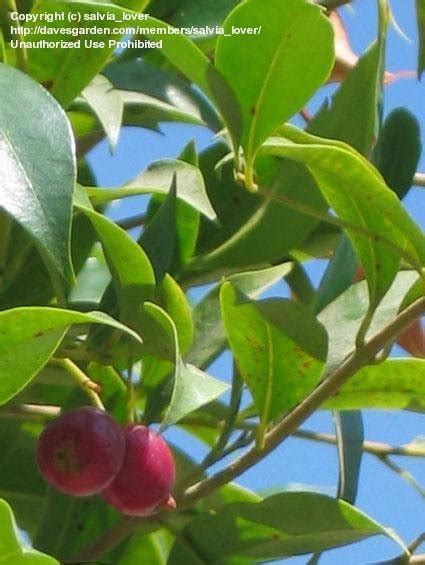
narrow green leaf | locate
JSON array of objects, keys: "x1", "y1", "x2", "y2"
[
  {"x1": 0, "y1": 64, "x2": 74, "y2": 289},
  {"x1": 82, "y1": 74, "x2": 123, "y2": 152},
  {"x1": 141, "y1": 303, "x2": 228, "y2": 430},
  {"x1": 25, "y1": 0, "x2": 148, "y2": 107},
  {"x1": 0, "y1": 307, "x2": 142, "y2": 405},
  {"x1": 139, "y1": 178, "x2": 177, "y2": 282},
  {"x1": 373, "y1": 108, "x2": 422, "y2": 200},
  {"x1": 334, "y1": 411, "x2": 364, "y2": 504},
  {"x1": 415, "y1": 0, "x2": 425, "y2": 77},
  {"x1": 0, "y1": 499, "x2": 58, "y2": 564},
  {"x1": 142, "y1": 16, "x2": 243, "y2": 148},
  {"x1": 88, "y1": 159, "x2": 216, "y2": 221},
  {"x1": 215, "y1": 0, "x2": 333, "y2": 185},
  {"x1": 308, "y1": 40, "x2": 384, "y2": 156},
  {"x1": 76, "y1": 205, "x2": 155, "y2": 320},
  {"x1": 0, "y1": 421, "x2": 46, "y2": 537},
  {"x1": 168, "y1": 492, "x2": 404, "y2": 563},
  {"x1": 191, "y1": 156, "x2": 326, "y2": 272},
  {"x1": 325, "y1": 359, "x2": 425, "y2": 411},
  {"x1": 187, "y1": 263, "x2": 292, "y2": 370},
  {"x1": 221, "y1": 283, "x2": 326, "y2": 440},
  {"x1": 104, "y1": 59, "x2": 221, "y2": 131},
  {"x1": 319, "y1": 270, "x2": 420, "y2": 374},
  {"x1": 315, "y1": 235, "x2": 358, "y2": 313},
  {"x1": 263, "y1": 126, "x2": 425, "y2": 308}
]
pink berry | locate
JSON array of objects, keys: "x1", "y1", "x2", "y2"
[
  {"x1": 102, "y1": 425, "x2": 176, "y2": 516},
  {"x1": 37, "y1": 407, "x2": 125, "y2": 496}
]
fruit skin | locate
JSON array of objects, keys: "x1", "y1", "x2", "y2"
[
  {"x1": 37, "y1": 407, "x2": 125, "y2": 496},
  {"x1": 102, "y1": 425, "x2": 176, "y2": 516}
]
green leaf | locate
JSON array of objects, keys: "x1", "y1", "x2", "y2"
[
  {"x1": 0, "y1": 307, "x2": 142, "y2": 405},
  {"x1": 334, "y1": 411, "x2": 364, "y2": 504},
  {"x1": 25, "y1": 0, "x2": 149, "y2": 107},
  {"x1": 87, "y1": 159, "x2": 216, "y2": 221},
  {"x1": 191, "y1": 155, "x2": 326, "y2": 273},
  {"x1": 168, "y1": 492, "x2": 404, "y2": 563},
  {"x1": 315, "y1": 235, "x2": 358, "y2": 313},
  {"x1": 325, "y1": 359, "x2": 425, "y2": 411},
  {"x1": 373, "y1": 108, "x2": 422, "y2": 200},
  {"x1": 215, "y1": 0, "x2": 333, "y2": 185},
  {"x1": 221, "y1": 282, "x2": 326, "y2": 443},
  {"x1": 139, "y1": 303, "x2": 227, "y2": 429},
  {"x1": 104, "y1": 59, "x2": 221, "y2": 131},
  {"x1": 0, "y1": 499, "x2": 58, "y2": 564},
  {"x1": 76, "y1": 205, "x2": 155, "y2": 320},
  {"x1": 0, "y1": 420, "x2": 46, "y2": 537},
  {"x1": 161, "y1": 357, "x2": 229, "y2": 430},
  {"x1": 82, "y1": 74, "x2": 123, "y2": 152},
  {"x1": 416, "y1": 0, "x2": 425, "y2": 77},
  {"x1": 187, "y1": 263, "x2": 292, "y2": 369},
  {"x1": 308, "y1": 40, "x2": 384, "y2": 156},
  {"x1": 263, "y1": 126, "x2": 425, "y2": 308},
  {"x1": 0, "y1": 64, "x2": 74, "y2": 290},
  {"x1": 142, "y1": 16, "x2": 243, "y2": 148},
  {"x1": 319, "y1": 270, "x2": 420, "y2": 374},
  {"x1": 139, "y1": 178, "x2": 177, "y2": 282}
]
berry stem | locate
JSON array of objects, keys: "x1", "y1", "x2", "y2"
[{"x1": 51, "y1": 358, "x2": 105, "y2": 410}]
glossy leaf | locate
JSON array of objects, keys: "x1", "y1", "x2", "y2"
[
  {"x1": 263, "y1": 126, "x2": 425, "y2": 308},
  {"x1": 168, "y1": 492, "x2": 403, "y2": 563},
  {"x1": 25, "y1": 0, "x2": 148, "y2": 107},
  {"x1": 221, "y1": 283, "x2": 326, "y2": 441},
  {"x1": 373, "y1": 108, "x2": 422, "y2": 200},
  {"x1": 319, "y1": 271, "x2": 420, "y2": 373},
  {"x1": 325, "y1": 359, "x2": 425, "y2": 411},
  {"x1": 104, "y1": 59, "x2": 221, "y2": 131},
  {"x1": 77, "y1": 205, "x2": 155, "y2": 320},
  {"x1": 0, "y1": 307, "x2": 142, "y2": 405},
  {"x1": 82, "y1": 74, "x2": 123, "y2": 152},
  {"x1": 309, "y1": 41, "x2": 384, "y2": 156},
  {"x1": 0, "y1": 420, "x2": 46, "y2": 536},
  {"x1": 215, "y1": 0, "x2": 333, "y2": 183},
  {"x1": 140, "y1": 303, "x2": 228, "y2": 429},
  {"x1": 142, "y1": 16, "x2": 243, "y2": 147},
  {"x1": 187, "y1": 263, "x2": 292, "y2": 369},
  {"x1": 139, "y1": 179, "x2": 177, "y2": 282},
  {"x1": 0, "y1": 499, "x2": 58, "y2": 564},
  {"x1": 191, "y1": 153, "x2": 326, "y2": 273},
  {"x1": 334, "y1": 411, "x2": 364, "y2": 504},
  {"x1": 0, "y1": 64, "x2": 74, "y2": 289},
  {"x1": 88, "y1": 159, "x2": 216, "y2": 221},
  {"x1": 416, "y1": 0, "x2": 425, "y2": 77}
]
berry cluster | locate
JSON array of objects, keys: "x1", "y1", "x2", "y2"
[{"x1": 36, "y1": 407, "x2": 176, "y2": 516}]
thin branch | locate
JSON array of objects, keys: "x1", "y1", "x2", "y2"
[
  {"x1": 50, "y1": 358, "x2": 105, "y2": 410},
  {"x1": 182, "y1": 296, "x2": 425, "y2": 505},
  {"x1": 413, "y1": 173, "x2": 425, "y2": 187},
  {"x1": 293, "y1": 429, "x2": 425, "y2": 458},
  {"x1": 378, "y1": 455, "x2": 425, "y2": 499},
  {"x1": 73, "y1": 296, "x2": 425, "y2": 562},
  {"x1": 408, "y1": 532, "x2": 425, "y2": 554},
  {"x1": 116, "y1": 213, "x2": 147, "y2": 231}
]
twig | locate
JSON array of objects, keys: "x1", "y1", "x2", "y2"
[
  {"x1": 408, "y1": 532, "x2": 425, "y2": 554},
  {"x1": 182, "y1": 297, "x2": 425, "y2": 506},
  {"x1": 73, "y1": 296, "x2": 425, "y2": 562},
  {"x1": 378, "y1": 455, "x2": 425, "y2": 499},
  {"x1": 293, "y1": 429, "x2": 425, "y2": 458},
  {"x1": 116, "y1": 213, "x2": 147, "y2": 231},
  {"x1": 413, "y1": 173, "x2": 425, "y2": 187},
  {"x1": 50, "y1": 358, "x2": 105, "y2": 410}
]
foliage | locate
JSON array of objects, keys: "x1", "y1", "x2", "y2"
[{"x1": 0, "y1": 0, "x2": 424, "y2": 563}]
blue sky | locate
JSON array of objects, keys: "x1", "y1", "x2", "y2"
[{"x1": 87, "y1": 1, "x2": 424, "y2": 562}]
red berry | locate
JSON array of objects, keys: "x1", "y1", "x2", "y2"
[
  {"x1": 102, "y1": 425, "x2": 176, "y2": 516},
  {"x1": 37, "y1": 407, "x2": 125, "y2": 496}
]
